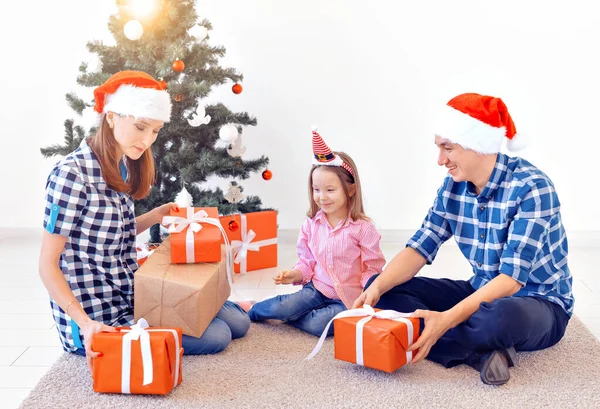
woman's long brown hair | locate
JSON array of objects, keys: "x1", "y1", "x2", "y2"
[
  {"x1": 307, "y1": 151, "x2": 368, "y2": 221},
  {"x1": 88, "y1": 115, "x2": 155, "y2": 199}
]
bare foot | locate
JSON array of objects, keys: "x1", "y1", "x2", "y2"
[{"x1": 238, "y1": 300, "x2": 256, "y2": 313}]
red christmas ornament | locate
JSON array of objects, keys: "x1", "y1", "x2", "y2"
[
  {"x1": 228, "y1": 220, "x2": 239, "y2": 232},
  {"x1": 232, "y1": 83, "x2": 243, "y2": 94},
  {"x1": 173, "y1": 94, "x2": 184, "y2": 102},
  {"x1": 172, "y1": 59, "x2": 185, "y2": 72},
  {"x1": 262, "y1": 169, "x2": 272, "y2": 180}
]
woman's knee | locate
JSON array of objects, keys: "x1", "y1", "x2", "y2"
[
  {"x1": 229, "y1": 311, "x2": 250, "y2": 339},
  {"x1": 217, "y1": 301, "x2": 250, "y2": 339},
  {"x1": 183, "y1": 318, "x2": 232, "y2": 355}
]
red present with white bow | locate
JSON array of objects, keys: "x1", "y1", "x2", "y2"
[
  {"x1": 305, "y1": 305, "x2": 420, "y2": 373},
  {"x1": 91, "y1": 319, "x2": 183, "y2": 395},
  {"x1": 163, "y1": 207, "x2": 232, "y2": 264},
  {"x1": 219, "y1": 211, "x2": 278, "y2": 274}
]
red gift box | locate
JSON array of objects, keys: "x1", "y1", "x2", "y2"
[
  {"x1": 91, "y1": 319, "x2": 183, "y2": 395},
  {"x1": 219, "y1": 211, "x2": 278, "y2": 273},
  {"x1": 306, "y1": 306, "x2": 420, "y2": 373},
  {"x1": 163, "y1": 207, "x2": 222, "y2": 264}
]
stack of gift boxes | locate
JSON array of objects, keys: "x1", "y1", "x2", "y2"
[
  {"x1": 91, "y1": 204, "x2": 422, "y2": 394},
  {"x1": 135, "y1": 207, "x2": 278, "y2": 337},
  {"x1": 92, "y1": 207, "x2": 278, "y2": 395}
]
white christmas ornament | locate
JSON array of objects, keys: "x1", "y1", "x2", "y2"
[
  {"x1": 169, "y1": 176, "x2": 177, "y2": 182},
  {"x1": 224, "y1": 183, "x2": 245, "y2": 204},
  {"x1": 165, "y1": 141, "x2": 173, "y2": 150},
  {"x1": 227, "y1": 135, "x2": 246, "y2": 157},
  {"x1": 219, "y1": 124, "x2": 239, "y2": 143},
  {"x1": 189, "y1": 25, "x2": 208, "y2": 42},
  {"x1": 188, "y1": 105, "x2": 211, "y2": 127},
  {"x1": 124, "y1": 20, "x2": 144, "y2": 41},
  {"x1": 174, "y1": 187, "x2": 193, "y2": 208}
]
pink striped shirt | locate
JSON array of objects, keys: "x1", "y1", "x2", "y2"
[{"x1": 292, "y1": 210, "x2": 386, "y2": 309}]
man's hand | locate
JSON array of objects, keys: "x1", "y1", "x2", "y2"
[
  {"x1": 407, "y1": 310, "x2": 454, "y2": 364},
  {"x1": 352, "y1": 282, "x2": 382, "y2": 309}
]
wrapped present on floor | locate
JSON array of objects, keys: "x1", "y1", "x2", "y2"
[
  {"x1": 91, "y1": 319, "x2": 183, "y2": 395},
  {"x1": 134, "y1": 238, "x2": 232, "y2": 338},
  {"x1": 305, "y1": 305, "x2": 420, "y2": 373},
  {"x1": 162, "y1": 207, "x2": 227, "y2": 264},
  {"x1": 219, "y1": 210, "x2": 278, "y2": 274}
]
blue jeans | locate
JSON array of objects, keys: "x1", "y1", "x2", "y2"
[
  {"x1": 366, "y1": 275, "x2": 570, "y2": 369},
  {"x1": 248, "y1": 281, "x2": 346, "y2": 337},
  {"x1": 73, "y1": 301, "x2": 250, "y2": 356}
]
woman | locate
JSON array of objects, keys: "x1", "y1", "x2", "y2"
[{"x1": 39, "y1": 71, "x2": 249, "y2": 372}]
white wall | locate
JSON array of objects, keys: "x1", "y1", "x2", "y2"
[{"x1": 1, "y1": 0, "x2": 598, "y2": 233}]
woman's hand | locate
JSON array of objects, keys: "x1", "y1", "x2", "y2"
[
  {"x1": 273, "y1": 269, "x2": 302, "y2": 285},
  {"x1": 80, "y1": 319, "x2": 117, "y2": 374},
  {"x1": 156, "y1": 202, "x2": 179, "y2": 225}
]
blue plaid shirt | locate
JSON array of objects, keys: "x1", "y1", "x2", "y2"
[
  {"x1": 408, "y1": 153, "x2": 573, "y2": 316},
  {"x1": 43, "y1": 139, "x2": 138, "y2": 352}
]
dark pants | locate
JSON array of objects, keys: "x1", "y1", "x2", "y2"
[{"x1": 365, "y1": 275, "x2": 570, "y2": 369}]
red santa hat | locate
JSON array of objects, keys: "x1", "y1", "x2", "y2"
[
  {"x1": 433, "y1": 93, "x2": 528, "y2": 153},
  {"x1": 93, "y1": 70, "x2": 172, "y2": 122},
  {"x1": 311, "y1": 127, "x2": 354, "y2": 176}
]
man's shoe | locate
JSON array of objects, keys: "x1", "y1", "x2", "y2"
[{"x1": 480, "y1": 347, "x2": 516, "y2": 385}]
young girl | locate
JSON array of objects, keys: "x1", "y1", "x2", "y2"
[
  {"x1": 38, "y1": 71, "x2": 250, "y2": 372},
  {"x1": 247, "y1": 128, "x2": 386, "y2": 336}
]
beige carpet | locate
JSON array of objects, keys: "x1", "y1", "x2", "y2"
[{"x1": 20, "y1": 317, "x2": 600, "y2": 409}]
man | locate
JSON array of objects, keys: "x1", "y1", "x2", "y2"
[{"x1": 354, "y1": 93, "x2": 572, "y2": 385}]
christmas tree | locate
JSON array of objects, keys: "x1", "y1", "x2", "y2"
[{"x1": 40, "y1": 0, "x2": 271, "y2": 242}]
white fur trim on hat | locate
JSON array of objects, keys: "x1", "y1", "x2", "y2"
[
  {"x1": 506, "y1": 132, "x2": 528, "y2": 152},
  {"x1": 103, "y1": 84, "x2": 172, "y2": 122},
  {"x1": 433, "y1": 105, "x2": 505, "y2": 154}
]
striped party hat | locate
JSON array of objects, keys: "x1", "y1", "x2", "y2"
[{"x1": 311, "y1": 127, "x2": 354, "y2": 176}]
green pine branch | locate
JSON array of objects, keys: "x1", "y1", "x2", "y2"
[
  {"x1": 40, "y1": 0, "x2": 271, "y2": 220},
  {"x1": 40, "y1": 119, "x2": 85, "y2": 158}
]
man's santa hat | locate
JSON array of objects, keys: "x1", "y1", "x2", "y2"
[
  {"x1": 93, "y1": 70, "x2": 172, "y2": 122},
  {"x1": 311, "y1": 127, "x2": 354, "y2": 176},
  {"x1": 433, "y1": 93, "x2": 527, "y2": 154}
]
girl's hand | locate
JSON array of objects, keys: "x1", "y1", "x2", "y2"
[
  {"x1": 273, "y1": 269, "x2": 302, "y2": 285},
  {"x1": 80, "y1": 319, "x2": 117, "y2": 374}
]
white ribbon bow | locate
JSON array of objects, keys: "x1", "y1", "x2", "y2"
[
  {"x1": 121, "y1": 318, "x2": 153, "y2": 393},
  {"x1": 231, "y1": 229, "x2": 260, "y2": 263},
  {"x1": 161, "y1": 209, "x2": 234, "y2": 287},
  {"x1": 230, "y1": 214, "x2": 278, "y2": 274},
  {"x1": 162, "y1": 209, "x2": 208, "y2": 235},
  {"x1": 305, "y1": 305, "x2": 415, "y2": 366}
]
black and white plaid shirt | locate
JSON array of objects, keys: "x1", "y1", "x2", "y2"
[{"x1": 43, "y1": 139, "x2": 137, "y2": 352}]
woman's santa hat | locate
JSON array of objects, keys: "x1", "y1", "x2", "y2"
[
  {"x1": 433, "y1": 93, "x2": 528, "y2": 154},
  {"x1": 93, "y1": 70, "x2": 172, "y2": 122},
  {"x1": 311, "y1": 127, "x2": 354, "y2": 176}
]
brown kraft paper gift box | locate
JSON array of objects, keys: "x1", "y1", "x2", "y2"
[{"x1": 134, "y1": 238, "x2": 230, "y2": 338}]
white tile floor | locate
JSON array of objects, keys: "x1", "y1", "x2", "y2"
[{"x1": 1, "y1": 231, "x2": 599, "y2": 408}]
